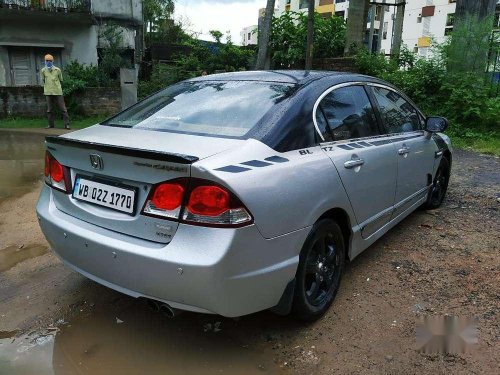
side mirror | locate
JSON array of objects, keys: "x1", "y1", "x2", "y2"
[{"x1": 425, "y1": 116, "x2": 448, "y2": 133}]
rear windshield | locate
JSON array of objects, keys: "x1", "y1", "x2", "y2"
[{"x1": 101, "y1": 81, "x2": 296, "y2": 138}]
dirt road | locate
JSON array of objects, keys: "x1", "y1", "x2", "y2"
[{"x1": 0, "y1": 130, "x2": 498, "y2": 374}]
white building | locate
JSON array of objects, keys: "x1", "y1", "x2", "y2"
[
  {"x1": 277, "y1": 0, "x2": 461, "y2": 56},
  {"x1": 240, "y1": 25, "x2": 258, "y2": 46}
]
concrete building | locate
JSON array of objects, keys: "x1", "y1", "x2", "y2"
[
  {"x1": 0, "y1": 0, "x2": 143, "y2": 86},
  {"x1": 276, "y1": 0, "x2": 463, "y2": 56},
  {"x1": 278, "y1": 0, "x2": 335, "y2": 18},
  {"x1": 240, "y1": 25, "x2": 258, "y2": 46}
]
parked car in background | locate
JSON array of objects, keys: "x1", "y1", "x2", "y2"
[{"x1": 37, "y1": 71, "x2": 452, "y2": 320}]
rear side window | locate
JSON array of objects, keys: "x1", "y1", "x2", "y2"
[
  {"x1": 371, "y1": 87, "x2": 422, "y2": 133},
  {"x1": 317, "y1": 85, "x2": 380, "y2": 141},
  {"x1": 101, "y1": 81, "x2": 295, "y2": 138}
]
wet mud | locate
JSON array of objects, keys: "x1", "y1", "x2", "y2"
[{"x1": 0, "y1": 300, "x2": 286, "y2": 375}]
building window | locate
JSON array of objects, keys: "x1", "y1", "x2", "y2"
[
  {"x1": 8, "y1": 47, "x2": 62, "y2": 86},
  {"x1": 336, "y1": 0, "x2": 347, "y2": 3},
  {"x1": 417, "y1": 15, "x2": 422, "y2": 23},
  {"x1": 383, "y1": 22, "x2": 388, "y2": 40},
  {"x1": 445, "y1": 13, "x2": 455, "y2": 35},
  {"x1": 446, "y1": 13, "x2": 455, "y2": 27},
  {"x1": 299, "y1": 0, "x2": 308, "y2": 9},
  {"x1": 248, "y1": 32, "x2": 251, "y2": 40},
  {"x1": 335, "y1": 10, "x2": 345, "y2": 18}
]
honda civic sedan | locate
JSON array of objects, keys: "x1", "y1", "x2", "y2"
[{"x1": 37, "y1": 71, "x2": 452, "y2": 320}]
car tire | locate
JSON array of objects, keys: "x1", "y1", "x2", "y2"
[
  {"x1": 292, "y1": 219, "x2": 345, "y2": 321},
  {"x1": 424, "y1": 157, "x2": 450, "y2": 210}
]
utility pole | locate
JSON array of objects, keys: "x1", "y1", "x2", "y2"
[
  {"x1": 344, "y1": 0, "x2": 370, "y2": 55},
  {"x1": 390, "y1": 1, "x2": 405, "y2": 56},
  {"x1": 255, "y1": 0, "x2": 276, "y2": 70},
  {"x1": 376, "y1": 4, "x2": 386, "y2": 53},
  {"x1": 305, "y1": 0, "x2": 315, "y2": 70}
]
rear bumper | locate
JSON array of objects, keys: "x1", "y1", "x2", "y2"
[{"x1": 36, "y1": 186, "x2": 308, "y2": 317}]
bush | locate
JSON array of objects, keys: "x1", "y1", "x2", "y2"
[
  {"x1": 269, "y1": 11, "x2": 346, "y2": 68},
  {"x1": 354, "y1": 44, "x2": 499, "y2": 134}
]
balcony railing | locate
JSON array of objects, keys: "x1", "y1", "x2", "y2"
[{"x1": 0, "y1": 0, "x2": 90, "y2": 13}]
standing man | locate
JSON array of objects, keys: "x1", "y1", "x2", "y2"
[{"x1": 41, "y1": 54, "x2": 70, "y2": 129}]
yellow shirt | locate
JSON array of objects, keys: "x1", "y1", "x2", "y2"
[{"x1": 40, "y1": 66, "x2": 63, "y2": 96}]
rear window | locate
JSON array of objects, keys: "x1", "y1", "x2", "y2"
[{"x1": 101, "y1": 81, "x2": 296, "y2": 138}]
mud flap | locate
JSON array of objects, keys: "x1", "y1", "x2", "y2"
[{"x1": 270, "y1": 278, "x2": 296, "y2": 316}]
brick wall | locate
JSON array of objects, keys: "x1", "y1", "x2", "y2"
[
  {"x1": 0, "y1": 86, "x2": 121, "y2": 118},
  {"x1": 313, "y1": 57, "x2": 358, "y2": 72}
]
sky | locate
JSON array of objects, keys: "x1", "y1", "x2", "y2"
[{"x1": 175, "y1": 0, "x2": 267, "y2": 45}]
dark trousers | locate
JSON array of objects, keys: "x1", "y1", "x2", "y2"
[{"x1": 46, "y1": 95, "x2": 70, "y2": 128}]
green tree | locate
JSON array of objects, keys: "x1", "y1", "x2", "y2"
[{"x1": 269, "y1": 11, "x2": 346, "y2": 68}]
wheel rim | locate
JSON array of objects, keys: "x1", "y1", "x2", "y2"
[
  {"x1": 303, "y1": 231, "x2": 341, "y2": 306},
  {"x1": 431, "y1": 166, "x2": 448, "y2": 205}
]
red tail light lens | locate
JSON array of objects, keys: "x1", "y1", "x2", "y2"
[
  {"x1": 50, "y1": 158, "x2": 64, "y2": 183},
  {"x1": 44, "y1": 151, "x2": 70, "y2": 193},
  {"x1": 187, "y1": 186, "x2": 230, "y2": 216},
  {"x1": 143, "y1": 180, "x2": 187, "y2": 219},
  {"x1": 182, "y1": 180, "x2": 252, "y2": 227},
  {"x1": 151, "y1": 183, "x2": 185, "y2": 210}
]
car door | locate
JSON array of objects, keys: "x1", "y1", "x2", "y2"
[
  {"x1": 369, "y1": 85, "x2": 437, "y2": 218},
  {"x1": 315, "y1": 84, "x2": 398, "y2": 239}
]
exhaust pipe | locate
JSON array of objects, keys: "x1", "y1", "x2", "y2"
[
  {"x1": 147, "y1": 299, "x2": 160, "y2": 312},
  {"x1": 159, "y1": 303, "x2": 180, "y2": 318}
]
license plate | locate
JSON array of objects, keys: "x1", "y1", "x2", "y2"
[{"x1": 73, "y1": 177, "x2": 136, "y2": 214}]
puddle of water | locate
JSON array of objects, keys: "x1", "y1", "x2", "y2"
[
  {"x1": 0, "y1": 302, "x2": 286, "y2": 375},
  {"x1": 0, "y1": 244, "x2": 49, "y2": 272},
  {"x1": 0, "y1": 131, "x2": 46, "y2": 201}
]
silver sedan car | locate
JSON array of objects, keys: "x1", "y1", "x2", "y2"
[{"x1": 37, "y1": 71, "x2": 452, "y2": 320}]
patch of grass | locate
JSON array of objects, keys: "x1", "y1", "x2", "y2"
[
  {"x1": 450, "y1": 131, "x2": 500, "y2": 156},
  {"x1": 0, "y1": 116, "x2": 105, "y2": 130}
]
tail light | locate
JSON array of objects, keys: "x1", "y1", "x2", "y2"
[
  {"x1": 44, "y1": 151, "x2": 71, "y2": 193},
  {"x1": 142, "y1": 178, "x2": 252, "y2": 227},
  {"x1": 143, "y1": 179, "x2": 187, "y2": 220}
]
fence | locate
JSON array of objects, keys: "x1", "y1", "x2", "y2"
[{"x1": 0, "y1": 86, "x2": 121, "y2": 118}]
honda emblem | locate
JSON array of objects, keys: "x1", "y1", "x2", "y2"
[{"x1": 89, "y1": 154, "x2": 104, "y2": 170}]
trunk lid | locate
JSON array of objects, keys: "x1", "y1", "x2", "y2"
[{"x1": 45, "y1": 125, "x2": 244, "y2": 243}]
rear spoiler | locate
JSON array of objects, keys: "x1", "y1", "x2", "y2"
[{"x1": 45, "y1": 136, "x2": 199, "y2": 165}]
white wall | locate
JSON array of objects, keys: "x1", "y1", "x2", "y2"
[
  {"x1": 240, "y1": 25, "x2": 258, "y2": 46},
  {"x1": 402, "y1": 0, "x2": 456, "y2": 57},
  {"x1": 91, "y1": 0, "x2": 142, "y2": 24}
]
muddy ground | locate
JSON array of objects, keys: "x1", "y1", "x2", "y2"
[{"x1": 0, "y1": 129, "x2": 498, "y2": 374}]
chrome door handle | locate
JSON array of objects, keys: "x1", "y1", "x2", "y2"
[
  {"x1": 398, "y1": 147, "x2": 410, "y2": 155},
  {"x1": 344, "y1": 159, "x2": 365, "y2": 169}
]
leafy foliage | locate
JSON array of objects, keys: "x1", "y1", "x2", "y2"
[
  {"x1": 269, "y1": 11, "x2": 346, "y2": 68},
  {"x1": 354, "y1": 16, "x2": 499, "y2": 138},
  {"x1": 138, "y1": 32, "x2": 256, "y2": 99}
]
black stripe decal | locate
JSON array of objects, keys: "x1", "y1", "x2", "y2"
[
  {"x1": 347, "y1": 143, "x2": 365, "y2": 149},
  {"x1": 241, "y1": 160, "x2": 273, "y2": 167},
  {"x1": 264, "y1": 156, "x2": 289, "y2": 163},
  {"x1": 215, "y1": 165, "x2": 251, "y2": 173},
  {"x1": 338, "y1": 145, "x2": 354, "y2": 150},
  {"x1": 357, "y1": 141, "x2": 372, "y2": 147},
  {"x1": 370, "y1": 139, "x2": 392, "y2": 146}
]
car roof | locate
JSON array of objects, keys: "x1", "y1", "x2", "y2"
[{"x1": 189, "y1": 70, "x2": 371, "y2": 86}]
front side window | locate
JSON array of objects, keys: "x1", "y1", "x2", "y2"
[
  {"x1": 316, "y1": 85, "x2": 380, "y2": 141},
  {"x1": 102, "y1": 81, "x2": 295, "y2": 138},
  {"x1": 371, "y1": 87, "x2": 422, "y2": 134}
]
